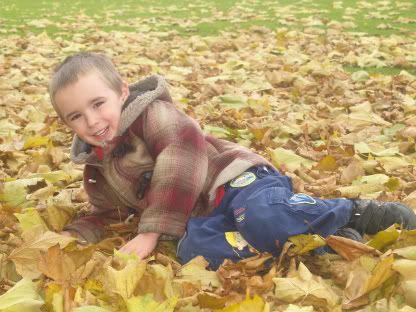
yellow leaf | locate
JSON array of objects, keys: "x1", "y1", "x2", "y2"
[
  {"x1": 393, "y1": 246, "x2": 416, "y2": 260},
  {"x1": 135, "y1": 263, "x2": 175, "y2": 301},
  {"x1": 51, "y1": 289, "x2": 64, "y2": 312},
  {"x1": 26, "y1": 184, "x2": 57, "y2": 202},
  {"x1": 0, "y1": 278, "x2": 44, "y2": 311},
  {"x1": 268, "y1": 147, "x2": 316, "y2": 172},
  {"x1": 44, "y1": 283, "x2": 62, "y2": 309},
  {"x1": 8, "y1": 231, "x2": 76, "y2": 279},
  {"x1": 214, "y1": 294, "x2": 265, "y2": 312},
  {"x1": 0, "y1": 119, "x2": 20, "y2": 137},
  {"x1": 46, "y1": 205, "x2": 74, "y2": 232},
  {"x1": 273, "y1": 262, "x2": 340, "y2": 308},
  {"x1": 247, "y1": 97, "x2": 271, "y2": 116},
  {"x1": 126, "y1": 294, "x2": 177, "y2": 312},
  {"x1": 343, "y1": 255, "x2": 395, "y2": 309},
  {"x1": 354, "y1": 142, "x2": 398, "y2": 157},
  {"x1": 336, "y1": 174, "x2": 390, "y2": 198},
  {"x1": 29, "y1": 170, "x2": 72, "y2": 183},
  {"x1": 203, "y1": 125, "x2": 231, "y2": 139},
  {"x1": 197, "y1": 292, "x2": 228, "y2": 309},
  {"x1": 340, "y1": 158, "x2": 365, "y2": 184},
  {"x1": 219, "y1": 95, "x2": 248, "y2": 109},
  {"x1": 177, "y1": 256, "x2": 221, "y2": 288},
  {"x1": 288, "y1": 234, "x2": 326, "y2": 255},
  {"x1": 14, "y1": 208, "x2": 48, "y2": 232},
  {"x1": 241, "y1": 78, "x2": 273, "y2": 92},
  {"x1": 385, "y1": 177, "x2": 400, "y2": 192},
  {"x1": 392, "y1": 259, "x2": 416, "y2": 280},
  {"x1": 366, "y1": 226, "x2": 400, "y2": 250},
  {"x1": 38, "y1": 244, "x2": 77, "y2": 283},
  {"x1": 315, "y1": 155, "x2": 338, "y2": 171},
  {"x1": 284, "y1": 305, "x2": 314, "y2": 312},
  {"x1": 106, "y1": 258, "x2": 146, "y2": 300},
  {"x1": 72, "y1": 306, "x2": 111, "y2": 312},
  {"x1": 0, "y1": 177, "x2": 43, "y2": 208},
  {"x1": 401, "y1": 280, "x2": 416, "y2": 308},
  {"x1": 351, "y1": 70, "x2": 369, "y2": 81},
  {"x1": 23, "y1": 135, "x2": 50, "y2": 150}
]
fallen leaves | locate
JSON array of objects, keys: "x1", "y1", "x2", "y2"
[
  {"x1": 0, "y1": 0, "x2": 416, "y2": 310},
  {"x1": 7, "y1": 230, "x2": 76, "y2": 279},
  {"x1": 273, "y1": 262, "x2": 341, "y2": 310},
  {"x1": 0, "y1": 278, "x2": 44, "y2": 312}
]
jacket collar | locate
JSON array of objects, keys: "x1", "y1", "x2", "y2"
[{"x1": 70, "y1": 75, "x2": 172, "y2": 165}]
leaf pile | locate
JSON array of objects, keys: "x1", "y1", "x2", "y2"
[{"x1": 1, "y1": 3, "x2": 416, "y2": 311}]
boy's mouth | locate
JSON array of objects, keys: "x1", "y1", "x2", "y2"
[{"x1": 93, "y1": 126, "x2": 110, "y2": 140}]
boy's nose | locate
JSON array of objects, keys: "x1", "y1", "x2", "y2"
[{"x1": 85, "y1": 113, "x2": 99, "y2": 128}]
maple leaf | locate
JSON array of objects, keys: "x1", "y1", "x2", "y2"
[
  {"x1": 273, "y1": 262, "x2": 341, "y2": 309},
  {"x1": 105, "y1": 256, "x2": 147, "y2": 301},
  {"x1": 343, "y1": 255, "x2": 396, "y2": 309},
  {"x1": 8, "y1": 230, "x2": 76, "y2": 279},
  {"x1": 125, "y1": 294, "x2": 177, "y2": 312},
  {"x1": 72, "y1": 306, "x2": 111, "y2": 312},
  {"x1": 214, "y1": 294, "x2": 265, "y2": 312},
  {"x1": 176, "y1": 256, "x2": 221, "y2": 289},
  {"x1": 38, "y1": 244, "x2": 77, "y2": 284},
  {"x1": 1, "y1": 1, "x2": 416, "y2": 310}
]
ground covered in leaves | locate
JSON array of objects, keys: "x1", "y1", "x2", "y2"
[{"x1": 1, "y1": 1, "x2": 416, "y2": 311}]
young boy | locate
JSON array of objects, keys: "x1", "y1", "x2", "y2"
[{"x1": 50, "y1": 52, "x2": 416, "y2": 269}]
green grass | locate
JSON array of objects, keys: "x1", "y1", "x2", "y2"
[
  {"x1": 1, "y1": 0, "x2": 415, "y2": 75},
  {"x1": 2, "y1": 0, "x2": 415, "y2": 37}
]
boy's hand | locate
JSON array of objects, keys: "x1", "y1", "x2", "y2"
[{"x1": 119, "y1": 232, "x2": 161, "y2": 259}]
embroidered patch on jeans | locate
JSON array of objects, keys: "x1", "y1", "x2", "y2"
[
  {"x1": 288, "y1": 193, "x2": 316, "y2": 205},
  {"x1": 225, "y1": 232, "x2": 249, "y2": 250},
  {"x1": 230, "y1": 172, "x2": 256, "y2": 188},
  {"x1": 234, "y1": 207, "x2": 246, "y2": 223}
]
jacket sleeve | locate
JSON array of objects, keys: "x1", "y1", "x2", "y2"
[
  {"x1": 63, "y1": 165, "x2": 131, "y2": 243},
  {"x1": 133, "y1": 100, "x2": 208, "y2": 237}
]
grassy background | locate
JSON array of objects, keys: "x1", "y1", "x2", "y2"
[{"x1": 1, "y1": 0, "x2": 415, "y2": 75}]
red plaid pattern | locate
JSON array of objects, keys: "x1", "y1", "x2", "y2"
[{"x1": 65, "y1": 76, "x2": 270, "y2": 242}]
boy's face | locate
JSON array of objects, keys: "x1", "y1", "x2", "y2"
[{"x1": 54, "y1": 71, "x2": 129, "y2": 146}]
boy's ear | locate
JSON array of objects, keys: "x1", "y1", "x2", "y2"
[{"x1": 121, "y1": 81, "x2": 130, "y2": 102}]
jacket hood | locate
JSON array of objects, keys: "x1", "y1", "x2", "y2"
[{"x1": 70, "y1": 75, "x2": 172, "y2": 164}]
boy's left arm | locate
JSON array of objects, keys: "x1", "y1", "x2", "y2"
[{"x1": 120, "y1": 100, "x2": 209, "y2": 258}]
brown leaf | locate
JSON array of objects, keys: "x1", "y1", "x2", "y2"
[
  {"x1": 38, "y1": 244, "x2": 76, "y2": 284},
  {"x1": 326, "y1": 235, "x2": 382, "y2": 261}
]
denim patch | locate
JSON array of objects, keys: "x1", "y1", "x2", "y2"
[
  {"x1": 288, "y1": 193, "x2": 316, "y2": 205},
  {"x1": 230, "y1": 172, "x2": 257, "y2": 188}
]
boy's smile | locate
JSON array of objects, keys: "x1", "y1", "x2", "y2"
[{"x1": 54, "y1": 71, "x2": 129, "y2": 146}]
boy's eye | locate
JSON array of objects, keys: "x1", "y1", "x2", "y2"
[
  {"x1": 93, "y1": 101, "x2": 104, "y2": 108},
  {"x1": 70, "y1": 113, "x2": 81, "y2": 122}
]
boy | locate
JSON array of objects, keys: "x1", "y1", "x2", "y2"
[{"x1": 50, "y1": 52, "x2": 416, "y2": 269}]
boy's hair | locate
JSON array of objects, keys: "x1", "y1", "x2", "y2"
[{"x1": 49, "y1": 52, "x2": 123, "y2": 118}]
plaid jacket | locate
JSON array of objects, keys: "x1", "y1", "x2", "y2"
[{"x1": 65, "y1": 75, "x2": 270, "y2": 242}]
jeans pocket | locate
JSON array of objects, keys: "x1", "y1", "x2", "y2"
[
  {"x1": 266, "y1": 187, "x2": 293, "y2": 205},
  {"x1": 267, "y1": 187, "x2": 326, "y2": 216}
]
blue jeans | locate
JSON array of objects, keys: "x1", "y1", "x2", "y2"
[{"x1": 177, "y1": 166, "x2": 353, "y2": 269}]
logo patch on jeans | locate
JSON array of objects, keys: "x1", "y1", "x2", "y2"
[
  {"x1": 230, "y1": 172, "x2": 256, "y2": 188},
  {"x1": 288, "y1": 193, "x2": 316, "y2": 205},
  {"x1": 234, "y1": 207, "x2": 246, "y2": 223},
  {"x1": 225, "y1": 232, "x2": 249, "y2": 250}
]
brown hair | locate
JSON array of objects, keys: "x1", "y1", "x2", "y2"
[{"x1": 49, "y1": 52, "x2": 123, "y2": 118}]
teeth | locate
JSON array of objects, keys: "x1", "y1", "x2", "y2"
[{"x1": 95, "y1": 127, "x2": 108, "y2": 136}]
